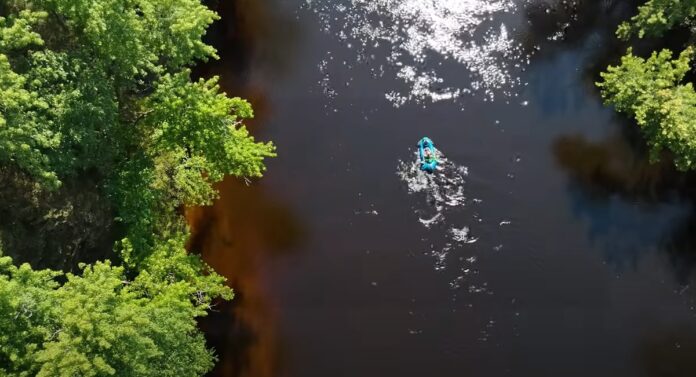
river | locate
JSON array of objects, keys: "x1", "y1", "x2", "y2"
[{"x1": 190, "y1": 0, "x2": 696, "y2": 376}]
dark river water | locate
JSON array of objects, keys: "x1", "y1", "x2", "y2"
[{"x1": 191, "y1": 0, "x2": 696, "y2": 376}]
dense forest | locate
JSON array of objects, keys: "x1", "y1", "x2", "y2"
[{"x1": 0, "y1": 0, "x2": 273, "y2": 375}]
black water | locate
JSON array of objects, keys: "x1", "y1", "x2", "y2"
[{"x1": 194, "y1": 0, "x2": 696, "y2": 376}]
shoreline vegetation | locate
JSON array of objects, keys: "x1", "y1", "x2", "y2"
[
  {"x1": 0, "y1": 0, "x2": 274, "y2": 375},
  {"x1": 597, "y1": 0, "x2": 696, "y2": 171}
]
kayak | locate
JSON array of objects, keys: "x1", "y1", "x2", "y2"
[{"x1": 417, "y1": 137, "x2": 438, "y2": 172}]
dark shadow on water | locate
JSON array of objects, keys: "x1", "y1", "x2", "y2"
[
  {"x1": 660, "y1": 209, "x2": 696, "y2": 284},
  {"x1": 189, "y1": 178, "x2": 305, "y2": 377},
  {"x1": 553, "y1": 122, "x2": 696, "y2": 284},
  {"x1": 554, "y1": 119, "x2": 692, "y2": 201},
  {"x1": 198, "y1": 0, "x2": 301, "y2": 87}
]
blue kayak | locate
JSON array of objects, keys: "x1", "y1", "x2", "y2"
[{"x1": 418, "y1": 137, "x2": 438, "y2": 172}]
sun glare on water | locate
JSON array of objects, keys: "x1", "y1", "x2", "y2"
[{"x1": 307, "y1": 0, "x2": 529, "y2": 106}]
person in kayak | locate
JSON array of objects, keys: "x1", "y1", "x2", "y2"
[
  {"x1": 418, "y1": 137, "x2": 439, "y2": 172},
  {"x1": 423, "y1": 148, "x2": 437, "y2": 163}
]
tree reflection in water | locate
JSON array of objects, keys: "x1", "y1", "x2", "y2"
[
  {"x1": 190, "y1": 1, "x2": 302, "y2": 376},
  {"x1": 554, "y1": 129, "x2": 696, "y2": 284},
  {"x1": 187, "y1": 178, "x2": 303, "y2": 377}
]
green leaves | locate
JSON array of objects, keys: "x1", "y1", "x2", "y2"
[
  {"x1": 0, "y1": 0, "x2": 275, "y2": 374},
  {"x1": 1, "y1": 0, "x2": 271, "y2": 193},
  {"x1": 110, "y1": 71, "x2": 275, "y2": 262},
  {"x1": 598, "y1": 48, "x2": 696, "y2": 169},
  {"x1": 133, "y1": 231, "x2": 233, "y2": 314},
  {"x1": 617, "y1": 0, "x2": 696, "y2": 39},
  {"x1": 143, "y1": 71, "x2": 275, "y2": 182},
  {"x1": 601, "y1": 0, "x2": 696, "y2": 170},
  {"x1": 34, "y1": 261, "x2": 215, "y2": 377},
  {"x1": 0, "y1": 10, "x2": 47, "y2": 51},
  {"x1": 27, "y1": 49, "x2": 119, "y2": 176},
  {"x1": 0, "y1": 251, "x2": 227, "y2": 376},
  {"x1": 0, "y1": 53, "x2": 61, "y2": 188},
  {"x1": 45, "y1": 0, "x2": 219, "y2": 79},
  {"x1": 1, "y1": 0, "x2": 275, "y2": 261},
  {"x1": 0, "y1": 9, "x2": 61, "y2": 188},
  {"x1": 0, "y1": 257, "x2": 60, "y2": 377}
]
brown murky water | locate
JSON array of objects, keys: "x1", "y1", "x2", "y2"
[
  {"x1": 191, "y1": 0, "x2": 696, "y2": 376},
  {"x1": 187, "y1": 178, "x2": 303, "y2": 377}
]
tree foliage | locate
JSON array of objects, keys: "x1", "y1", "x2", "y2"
[
  {"x1": 617, "y1": 0, "x2": 696, "y2": 39},
  {"x1": 0, "y1": 10, "x2": 60, "y2": 188},
  {"x1": 598, "y1": 48, "x2": 696, "y2": 170},
  {"x1": 111, "y1": 71, "x2": 274, "y2": 261},
  {"x1": 0, "y1": 0, "x2": 275, "y2": 260},
  {"x1": 0, "y1": 0, "x2": 275, "y2": 375},
  {"x1": 599, "y1": 0, "x2": 696, "y2": 171},
  {"x1": 0, "y1": 252, "x2": 231, "y2": 377}
]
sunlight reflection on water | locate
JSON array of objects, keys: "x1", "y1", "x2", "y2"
[{"x1": 306, "y1": 0, "x2": 532, "y2": 106}]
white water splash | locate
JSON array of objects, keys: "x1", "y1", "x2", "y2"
[
  {"x1": 397, "y1": 150, "x2": 475, "y2": 272},
  {"x1": 306, "y1": 0, "x2": 529, "y2": 106},
  {"x1": 398, "y1": 147, "x2": 493, "y2": 313},
  {"x1": 450, "y1": 226, "x2": 478, "y2": 244},
  {"x1": 318, "y1": 53, "x2": 338, "y2": 100},
  {"x1": 432, "y1": 243, "x2": 452, "y2": 271},
  {"x1": 396, "y1": 151, "x2": 468, "y2": 216},
  {"x1": 419, "y1": 213, "x2": 444, "y2": 228}
]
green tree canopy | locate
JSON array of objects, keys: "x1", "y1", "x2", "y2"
[
  {"x1": 599, "y1": 0, "x2": 696, "y2": 171},
  {"x1": 0, "y1": 0, "x2": 275, "y2": 260},
  {"x1": 617, "y1": 0, "x2": 696, "y2": 39},
  {"x1": 598, "y1": 48, "x2": 696, "y2": 170},
  {"x1": 0, "y1": 251, "x2": 231, "y2": 377},
  {"x1": 0, "y1": 0, "x2": 275, "y2": 375}
]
